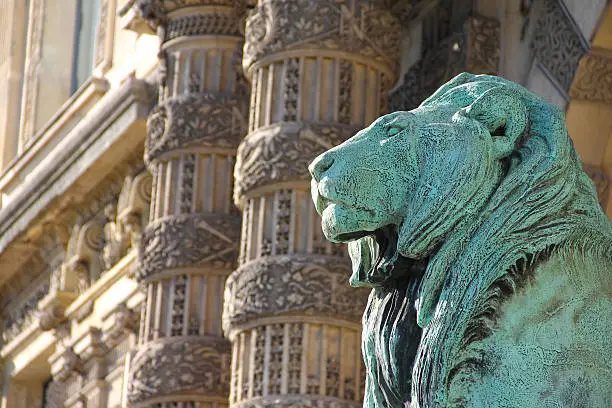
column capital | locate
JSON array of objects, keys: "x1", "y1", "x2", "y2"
[
  {"x1": 128, "y1": 336, "x2": 231, "y2": 406},
  {"x1": 223, "y1": 255, "x2": 369, "y2": 336},
  {"x1": 129, "y1": 0, "x2": 247, "y2": 30},
  {"x1": 243, "y1": 0, "x2": 401, "y2": 75}
]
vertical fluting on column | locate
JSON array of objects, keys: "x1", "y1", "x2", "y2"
[
  {"x1": 224, "y1": 1, "x2": 400, "y2": 407},
  {"x1": 128, "y1": 1, "x2": 248, "y2": 407}
]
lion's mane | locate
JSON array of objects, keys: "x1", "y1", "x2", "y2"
[{"x1": 357, "y1": 74, "x2": 612, "y2": 407}]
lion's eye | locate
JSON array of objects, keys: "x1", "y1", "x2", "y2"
[{"x1": 387, "y1": 126, "x2": 403, "y2": 137}]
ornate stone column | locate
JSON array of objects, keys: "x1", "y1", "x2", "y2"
[
  {"x1": 223, "y1": 1, "x2": 400, "y2": 406},
  {"x1": 127, "y1": 1, "x2": 248, "y2": 407}
]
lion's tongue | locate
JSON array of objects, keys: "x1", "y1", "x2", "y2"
[{"x1": 348, "y1": 226, "x2": 426, "y2": 287}]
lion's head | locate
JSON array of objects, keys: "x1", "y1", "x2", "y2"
[{"x1": 309, "y1": 73, "x2": 609, "y2": 406}]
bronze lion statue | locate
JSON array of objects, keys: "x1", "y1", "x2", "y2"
[{"x1": 309, "y1": 74, "x2": 612, "y2": 407}]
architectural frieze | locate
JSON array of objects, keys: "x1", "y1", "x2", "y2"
[
  {"x1": 165, "y1": 7, "x2": 244, "y2": 40},
  {"x1": 531, "y1": 0, "x2": 589, "y2": 93},
  {"x1": 223, "y1": 255, "x2": 369, "y2": 333},
  {"x1": 234, "y1": 123, "x2": 360, "y2": 201},
  {"x1": 1, "y1": 272, "x2": 49, "y2": 345},
  {"x1": 145, "y1": 92, "x2": 248, "y2": 164},
  {"x1": 133, "y1": 0, "x2": 246, "y2": 29},
  {"x1": 128, "y1": 336, "x2": 231, "y2": 404},
  {"x1": 570, "y1": 50, "x2": 612, "y2": 105},
  {"x1": 138, "y1": 213, "x2": 241, "y2": 280},
  {"x1": 243, "y1": 0, "x2": 400, "y2": 72}
]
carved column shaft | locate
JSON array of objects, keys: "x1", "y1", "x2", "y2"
[
  {"x1": 225, "y1": 1, "x2": 401, "y2": 406},
  {"x1": 129, "y1": 1, "x2": 247, "y2": 407}
]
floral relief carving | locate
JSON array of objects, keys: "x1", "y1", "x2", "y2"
[
  {"x1": 2, "y1": 278, "x2": 49, "y2": 344},
  {"x1": 570, "y1": 51, "x2": 612, "y2": 104},
  {"x1": 165, "y1": 10, "x2": 243, "y2": 40},
  {"x1": 243, "y1": 0, "x2": 400, "y2": 71},
  {"x1": 531, "y1": 0, "x2": 589, "y2": 92},
  {"x1": 234, "y1": 123, "x2": 359, "y2": 201},
  {"x1": 145, "y1": 92, "x2": 248, "y2": 164},
  {"x1": 138, "y1": 213, "x2": 241, "y2": 280},
  {"x1": 223, "y1": 255, "x2": 368, "y2": 331},
  {"x1": 128, "y1": 337, "x2": 231, "y2": 404}
]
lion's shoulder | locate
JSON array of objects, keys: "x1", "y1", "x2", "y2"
[{"x1": 447, "y1": 230, "x2": 612, "y2": 407}]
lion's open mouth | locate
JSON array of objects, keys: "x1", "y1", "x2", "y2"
[{"x1": 348, "y1": 225, "x2": 428, "y2": 287}]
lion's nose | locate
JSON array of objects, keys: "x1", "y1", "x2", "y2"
[{"x1": 309, "y1": 153, "x2": 334, "y2": 181}]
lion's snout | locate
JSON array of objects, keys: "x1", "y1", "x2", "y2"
[{"x1": 309, "y1": 152, "x2": 334, "y2": 181}]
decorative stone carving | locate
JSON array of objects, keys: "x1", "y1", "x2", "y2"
[
  {"x1": 223, "y1": 255, "x2": 368, "y2": 331},
  {"x1": 55, "y1": 347, "x2": 83, "y2": 382},
  {"x1": 117, "y1": 170, "x2": 152, "y2": 248},
  {"x1": 138, "y1": 213, "x2": 241, "y2": 280},
  {"x1": 1, "y1": 276, "x2": 49, "y2": 344},
  {"x1": 389, "y1": 14, "x2": 500, "y2": 112},
  {"x1": 128, "y1": 337, "x2": 231, "y2": 404},
  {"x1": 102, "y1": 303, "x2": 140, "y2": 345},
  {"x1": 234, "y1": 123, "x2": 359, "y2": 201},
  {"x1": 103, "y1": 203, "x2": 128, "y2": 270},
  {"x1": 64, "y1": 219, "x2": 105, "y2": 293},
  {"x1": 165, "y1": 9, "x2": 243, "y2": 40},
  {"x1": 145, "y1": 93, "x2": 248, "y2": 164},
  {"x1": 243, "y1": 0, "x2": 400, "y2": 71},
  {"x1": 531, "y1": 0, "x2": 589, "y2": 92},
  {"x1": 310, "y1": 73, "x2": 612, "y2": 407},
  {"x1": 38, "y1": 291, "x2": 77, "y2": 331},
  {"x1": 570, "y1": 50, "x2": 612, "y2": 104}
]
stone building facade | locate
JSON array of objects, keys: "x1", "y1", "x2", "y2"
[{"x1": 0, "y1": 0, "x2": 610, "y2": 407}]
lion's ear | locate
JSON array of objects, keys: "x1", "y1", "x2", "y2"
[{"x1": 463, "y1": 86, "x2": 528, "y2": 159}]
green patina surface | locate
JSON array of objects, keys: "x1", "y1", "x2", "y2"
[{"x1": 309, "y1": 73, "x2": 612, "y2": 407}]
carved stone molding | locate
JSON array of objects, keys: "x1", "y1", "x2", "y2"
[
  {"x1": 94, "y1": 0, "x2": 116, "y2": 74},
  {"x1": 243, "y1": 0, "x2": 400, "y2": 72},
  {"x1": 234, "y1": 123, "x2": 359, "y2": 201},
  {"x1": 1, "y1": 273, "x2": 49, "y2": 344},
  {"x1": 133, "y1": 0, "x2": 246, "y2": 29},
  {"x1": 54, "y1": 347, "x2": 83, "y2": 382},
  {"x1": 389, "y1": 13, "x2": 500, "y2": 112},
  {"x1": 145, "y1": 92, "x2": 248, "y2": 164},
  {"x1": 117, "y1": 170, "x2": 152, "y2": 248},
  {"x1": 138, "y1": 213, "x2": 241, "y2": 280},
  {"x1": 223, "y1": 255, "x2": 369, "y2": 332},
  {"x1": 531, "y1": 0, "x2": 589, "y2": 93},
  {"x1": 102, "y1": 303, "x2": 140, "y2": 346},
  {"x1": 570, "y1": 51, "x2": 612, "y2": 104},
  {"x1": 165, "y1": 8, "x2": 244, "y2": 40},
  {"x1": 128, "y1": 336, "x2": 231, "y2": 404},
  {"x1": 19, "y1": 0, "x2": 45, "y2": 148},
  {"x1": 38, "y1": 291, "x2": 77, "y2": 331}
]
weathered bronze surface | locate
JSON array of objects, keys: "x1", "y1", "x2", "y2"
[{"x1": 310, "y1": 73, "x2": 612, "y2": 407}]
